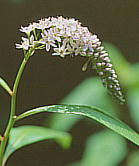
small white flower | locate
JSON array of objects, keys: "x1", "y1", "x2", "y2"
[
  {"x1": 34, "y1": 18, "x2": 51, "y2": 30},
  {"x1": 39, "y1": 30, "x2": 57, "y2": 51},
  {"x1": 52, "y1": 45, "x2": 70, "y2": 58},
  {"x1": 49, "y1": 28, "x2": 61, "y2": 42},
  {"x1": 15, "y1": 36, "x2": 37, "y2": 50},
  {"x1": 15, "y1": 37, "x2": 30, "y2": 50},
  {"x1": 20, "y1": 24, "x2": 34, "y2": 34}
]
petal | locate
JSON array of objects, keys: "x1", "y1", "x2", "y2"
[{"x1": 46, "y1": 44, "x2": 50, "y2": 51}]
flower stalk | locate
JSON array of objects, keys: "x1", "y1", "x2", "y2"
[{"x1": 0, "y1": 52, "x2": 30, "y2": 166}]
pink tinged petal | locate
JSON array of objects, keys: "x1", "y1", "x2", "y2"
[
  {"x1": 53, "y1": 48, "x2": 59, "y2": 53},
  {"x1": 30, "y1": 35, "x2": 34, "y2": 43},
  {"x1": 39, "y1": 39, "x2": 46, "y2": 44},
  {"x1": 45, "y1": 44, "x2": 50, "y2": 51},
  {"x1": 89, "y1": 46, "x2": 93, "y2": 51},
  {"x1": 19, "y1": 24, "x2": 34, "y2": 33},
  {"x1": 20, "y1": 26, "x2": 29, "y2": 33},
  {"x1": 56, "y1": 36, "x2": 61, "y2": 42},
  {"x1": 83, "y1": 45, "x2": 88, "y2": 51},
  {"x1": 41, "y1": 33, "x2": 45, "y2": 39},
  {"x1": 21, "y1": 37, "x2": 28, "y2": 42},
  {"x1": 23, "y1": 44, "x2": 29, "y2": 50},
  {"x1": 52, "y1": 52, "x2": 59, "y2": 56},
  {"x1": 50, "y1": 43, "x2": 57, "y2": 47},
  {"x1": 15, "y1": 43, "x2": 22, "y2": 49}
]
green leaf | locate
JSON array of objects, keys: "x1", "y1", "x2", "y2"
[
  {"x1": 127, "y1": 88, "x2": 139, "y2": 128},
  {"x1": 80, "y1": 130, "x2": 127, "y2": 166},
  {"x1": 49, "y1": 77, "x2": 116, "y2": 131},
  {"x1": 3, "y1": 125, "x2": 71, "y2": 165},
  {"x1": 0, "y1": 77, "x2": 12, "y2": 95},
  {"x1": 131, "y1": 63, "x2": 139, "y2": 87},
  {"x1": 16, "y1": 105, "x2": 139, "y2": 146},
  {"x1": 127, "y1": 151, "x2": 139, "y2": 166},
  {"x1": 127, "y1": 63, "x2": 139, "y2": 129}
]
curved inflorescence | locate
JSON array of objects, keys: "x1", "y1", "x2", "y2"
[{"x1": 16, "y1": 16, "x2": 125, "y2": 104}]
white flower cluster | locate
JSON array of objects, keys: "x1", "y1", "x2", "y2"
[
  {"x1": 16, "y1": 16, "x2": 125, "y2": 104},
  {"x1": 16, "y1": 16, "x2": 101, "y2": 57}
]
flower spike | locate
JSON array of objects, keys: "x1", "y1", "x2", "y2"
[
  {"x1": 91, "y1": 46, "x2": 125, "y2": 104},
  {"x1": 16, "y1": 16, "x2": 125, "y2": 104}
]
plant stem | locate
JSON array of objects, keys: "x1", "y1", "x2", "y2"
[{"x1": 0, "y1": 55, "x2": 30, "y2": 166}]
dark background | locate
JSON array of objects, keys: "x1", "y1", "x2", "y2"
[{"x1": 0, "y1": 0, "x2": 138, "y2": 165}]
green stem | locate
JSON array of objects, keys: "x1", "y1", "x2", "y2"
[{"x1": 0, "y1": 55, "x2": 30, "y2": 166}]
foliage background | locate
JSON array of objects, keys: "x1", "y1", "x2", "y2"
[{"x1": 0, "y1": 0, "x2": 138, "y2": 165}]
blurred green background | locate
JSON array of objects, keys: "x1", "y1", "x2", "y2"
[{"x1": 0, "y1": 0, "x2": 138, "y2": 166}]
